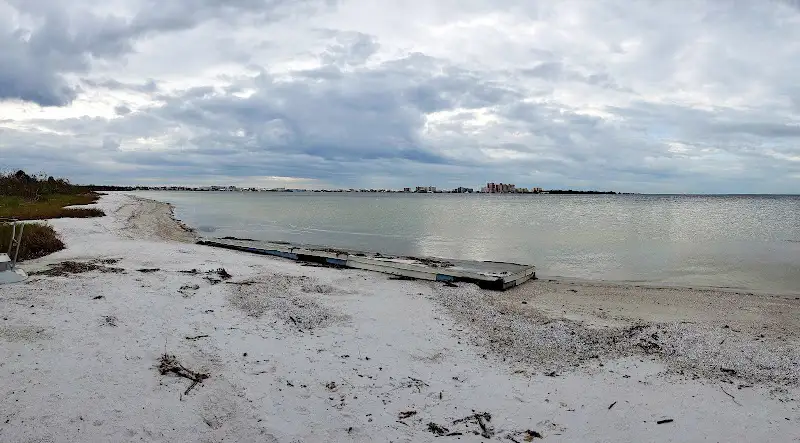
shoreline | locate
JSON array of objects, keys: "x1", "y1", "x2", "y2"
[{"x1": 1, "y1": 193, "x2": 797, "y2": 442}]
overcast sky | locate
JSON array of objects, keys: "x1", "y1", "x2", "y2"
[{"x1": 1, "y1": 0, "x2": 799, "y2": 192}]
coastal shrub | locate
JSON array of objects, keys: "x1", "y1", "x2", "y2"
[
  {"x1": 0, "y1": 170, "x2": 91, "y2": 198},
  {"x1": 0, "y1": 194, "x2": 104, "y2": 220},
  {"x1": 0, "y1": 222, "x2": 65, "y2": 261},
  {"x1": 0, "y1": 170, "x2": 104, "y2": 220}
]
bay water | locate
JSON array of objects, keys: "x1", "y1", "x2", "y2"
[{"x1": 133, "y1": 192, "x2": 799, "y2": 294}]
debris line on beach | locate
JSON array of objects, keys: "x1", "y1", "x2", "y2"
[{"x1": 34, "y1": 260, "x2": 124, "y2": 276}]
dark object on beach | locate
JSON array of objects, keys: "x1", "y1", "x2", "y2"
[
  {"x1": 524, "y1": 430, "x2": 543, "y2": 439},
  {"x1": 137, "y1": 268, "x2": 160, "y2": 273},
  {"x1": 427, "y1": 422, "x2": 450, "y2": 436},
  {"x1": 185, "y1": 334, "x2": 209, "y2": 340},
  {"x1": 224, "y1": 280, "x2": 255, "y2": 286},
  {"x1": 656, "y1": 419, "x2": 674, "y2": 424},
  {"x1": 398, "y1": 410, "x2": 417, "y2": 420},
  {"x1": 608, "y1": 401, "x2": 617, "y2": 410},
  {"x1": 443, "y1": 281, "x2": 458, "y2": 287},
  {"x1": 203, "y1": 268, "x2": 232, "y2": 284},
  {"x1": 158, "y1": 353, "x2": 209, "y2": 395},
  {"x1": 92, "y1": 295, "x2": 104, "y2": 300},
  {"x1": 215, "y1": 268, "x2": 232, "y2": 279},
  {"x1": 97, "y1": 258, "x2": 120, "y2": 264},
  {"x1": 389, "y1": 275, "x2": 416, "y2": 281},
  {"x1": 568, "y1": 289, "x2": 578, "y2": 293},
  {"x1": 544, "y1": 371, "x2": 559, "y2": 377},
  {"x1": 403, "y1": 377, "x2": 429, "y2": 392},
  {"x1": 453, "y1": 412, "x2": 493, "y2": 438},
  {"x1": 720, "y1": 368, "x2": 737, "y2": 375},
  {"x1": 221, "y1": 236, "x2": 257, "y2": 241},
  {"x1": 720, "y1": 386, "x2": 742, "y2": 405},
  {"x1": 178, "y1": 284, "x2": 200, "y2": 296},
  {"x1": 326, "y1": 381, "x2": 337, "y2": 391},
  {"x1": 34, "y1": 260, "x2": 124, "y2": 276},
  {"x1": 179, "y1": 268, "x2": 199, "y2": 274}
]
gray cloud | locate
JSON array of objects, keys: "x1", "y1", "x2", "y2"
[
  {"x1": 0, "y1": 0, "x2": 799, "y2": 192},
  {"x1": 114, "y1": 105, "x2": 133, "y2": 116},
  {"x1": 0, "y1": 0, "x2": 329, "y2": 106},
  {"x1": 84, "y1": 78, "x2": 160, "y2": 93}
]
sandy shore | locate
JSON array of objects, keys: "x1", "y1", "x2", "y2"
[{"x1": 1, "y1": 193, "x2": 798, "y2": 442}]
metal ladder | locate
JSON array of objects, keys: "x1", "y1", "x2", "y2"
[{"x1": 1, "y1": 218, "x2": 24, "y2": 270}]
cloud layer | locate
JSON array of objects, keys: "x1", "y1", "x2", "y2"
[{"x1": 1, "y1": 0, "x2": 799, "y2": 192}]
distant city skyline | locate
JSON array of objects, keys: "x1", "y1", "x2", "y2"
[{"x1": 93, "y1": 182, "x2": 618, "y2": 194}]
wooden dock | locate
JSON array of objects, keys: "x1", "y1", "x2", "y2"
[{"x1": 198, "y1": 237, "x2": 536, "y2": 290}]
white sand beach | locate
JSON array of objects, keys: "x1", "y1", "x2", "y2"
[{"x1": 1, "y1": 193, "x2": 798, "y2": 442}]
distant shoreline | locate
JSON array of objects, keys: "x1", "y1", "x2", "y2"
[
  {"x1": 94, "y1": 185, "x2": 623, "y2": 194},
  {"x1": 98, "y1": 187, "x2": 799, "y2": 196}
]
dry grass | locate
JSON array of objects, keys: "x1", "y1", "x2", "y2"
[
  {"x1": 32, "y1": 260, "x2": 125, "y2": 276},
  {"x1": 0, "y1": 194, "x2": 104, "y2": 220},
  {"x1": 0, "y1": 223, "x2": 65, "y2": 261}
]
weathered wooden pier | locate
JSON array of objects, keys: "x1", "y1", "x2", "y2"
[{"x1": 198, "y1": 237, "x2": 535, "y2": 290}]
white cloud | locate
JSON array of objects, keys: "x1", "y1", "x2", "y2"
[{"x1": 0, "y1": 0, "x2": 799, "y2": 192}]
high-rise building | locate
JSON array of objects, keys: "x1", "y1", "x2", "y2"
[{"x1": 486, "y1": 182, "x2": 516, "y2": 193}]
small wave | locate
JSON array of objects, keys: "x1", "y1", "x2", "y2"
[{"x1": 787, "y1": 239, "x2": 800, "y2": 243}]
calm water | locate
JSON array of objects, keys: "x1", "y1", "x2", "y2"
[{"x1": 133, "y1": 192, "x2": 800, "y2": 294}]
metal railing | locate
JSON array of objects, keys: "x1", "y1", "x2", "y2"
[{"x1": 0, "y1": 218, "x2": 24, "y2": 269}]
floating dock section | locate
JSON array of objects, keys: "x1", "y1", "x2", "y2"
[{"x1": 198, "y1": 237, "x2": 536, "y2": 290}]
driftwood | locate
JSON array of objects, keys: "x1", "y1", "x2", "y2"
[
  {"x1": 185, "y1": 334, "x2": 210, "y2": 341},
  {"x1": 427, "y1": 422, "x2": 449, "y2": 436},
  {"x1": 398, "y1": 410, "x2": 417, "y2": 420},
  {"x1": 158, "y1": 353, "x2": 209, "y2": 395},
  {"x1": 453, "y1": 412, "x2": 493, "y2": 438},
  {"x1": 720, "y1": 386, "x2": 742, "y2": 406}
]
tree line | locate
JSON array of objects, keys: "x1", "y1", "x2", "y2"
[{"x1": 0, "y1": 170, "x2": 91, "y2": 200}]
